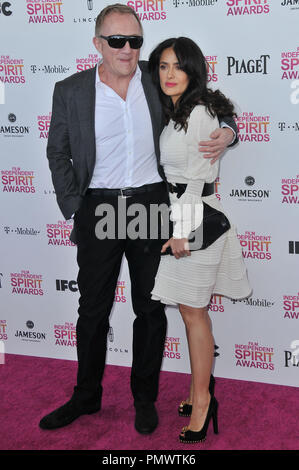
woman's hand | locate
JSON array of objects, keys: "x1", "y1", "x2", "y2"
[{"x1": 161, "y1": 237, "x2": 191, "y2": 259}]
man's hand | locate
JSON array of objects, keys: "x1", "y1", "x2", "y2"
[
  {"x1": 199, "y1": 127, "x2": 235, "y2": 164},
  {"x1": 161, "y1": 237, "x2": 190, "y2": 259}
]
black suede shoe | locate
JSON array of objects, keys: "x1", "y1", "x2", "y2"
[
  {"x1": 39, "y1": 399, "x2": 101, "y2": 430},
  {"x1": 134, "y1": 402, "x2": 158, "y2": 434}
]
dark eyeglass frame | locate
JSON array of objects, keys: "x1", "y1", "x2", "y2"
[{"x1": 98, "y1": 35, "x2": 143, "y2": 50}]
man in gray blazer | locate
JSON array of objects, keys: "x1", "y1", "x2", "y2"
[{"x1": 39, "y1": 3, "x2": 238, "y2": 435}]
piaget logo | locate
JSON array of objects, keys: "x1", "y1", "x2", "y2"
[{"x1": 284, "y1": 340, "x2": 299, "y2": 367}]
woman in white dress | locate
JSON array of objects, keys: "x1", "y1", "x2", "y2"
[{"x1": 148, "y1": 38, "x2": 251, "y2": 444}]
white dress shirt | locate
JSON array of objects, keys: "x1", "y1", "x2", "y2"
[{"x1": 89, "y1": 63, "x2": 162, "y2": 189}]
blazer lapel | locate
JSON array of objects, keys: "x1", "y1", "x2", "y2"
[
  {"x1": 140, "y1": 64, "x2": 164, "y2": 165},
  {"x1": 74, "y1": 66, "x2": 97, "y2": 178}
]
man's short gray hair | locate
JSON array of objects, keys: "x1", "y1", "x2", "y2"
[{"x1": 95, "y1": 3, "x2": 143, "y2": 36}]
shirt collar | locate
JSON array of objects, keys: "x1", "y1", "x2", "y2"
[{"x1": 95, "y1": 60, "x2": 141, "y2": 89}]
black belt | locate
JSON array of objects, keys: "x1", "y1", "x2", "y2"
[
  {"x1": 167, "y1": 181, "x2": 215, "y2": 199},
  {"x1": 86, "y1": 181, "x2": 165, "y2": 198}
]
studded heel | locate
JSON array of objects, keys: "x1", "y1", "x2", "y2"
[{"x1": 179, "y1": 395, "x2": 218, "y2": 444}]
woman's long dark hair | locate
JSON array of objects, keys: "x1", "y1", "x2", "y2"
[{"x1": 148, "y1": 37, "x2": 236, "y2": 132}]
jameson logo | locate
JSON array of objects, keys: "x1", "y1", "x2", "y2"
[
  {"x1": 15, "y1": 321, "x2": 46, "y2": 342},
  {"x1": 281, "y1": 0, "x2": 299, "y2": 8},
  {"x1": 229, "y1": 176, "x2": 270, "y2": 201},
  {"x1": 235, "y1": 341, "x2": 274, "y2": 370},
  {"x1": 0, "y1": 113, "x2": 30, "y2": 137}
]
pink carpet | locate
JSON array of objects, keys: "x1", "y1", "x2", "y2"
[{"x1": 0, "y1": 353, "x2": 298, "y2": 451}]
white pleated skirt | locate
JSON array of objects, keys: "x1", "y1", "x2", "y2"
[{"x1": 151, "y1": 195, "x2": 252, "y2": 308}]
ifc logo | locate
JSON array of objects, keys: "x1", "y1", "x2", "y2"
[
  {"x1": 245, "y1": 176, "x2": 255, "y2": 186},
  {"x1": 0, "y1": 2, "x2": 12, "y2": 16}
]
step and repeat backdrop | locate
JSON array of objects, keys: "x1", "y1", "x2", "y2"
[{"x1": 0, "y1": 0, "x2": 298, "y2": 386}]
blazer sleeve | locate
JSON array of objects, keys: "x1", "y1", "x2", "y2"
[
  {"x1": 46, "y1": 82, "x2": 82, "y2": 220},
  {"x1": 219, "y1": 114, "x2": 239, "y2": 147}
]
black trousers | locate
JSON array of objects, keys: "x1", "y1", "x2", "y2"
[{"x1": 72, "y1": 183, "x2": 170, "y2": 408}]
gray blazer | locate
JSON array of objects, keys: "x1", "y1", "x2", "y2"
[
  {"x1": 47, "y1": 61, "x2": 165, "y2": 222},
  {"x1": 47, "y1": 61, "x2": 238, "y2": 222}
]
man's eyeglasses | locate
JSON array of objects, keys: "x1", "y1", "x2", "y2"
[{"x1": 98, "y1": 35, "x2": 143, "y2": 50}]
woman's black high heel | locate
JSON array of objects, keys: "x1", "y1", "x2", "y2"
[
  {"x1": 178, "y1": 374, "x2": 215, "y2": 417},
  {"x1": 179, "y1": 395, "x2": 218, "y2": 444}
]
